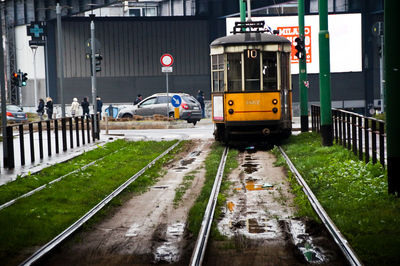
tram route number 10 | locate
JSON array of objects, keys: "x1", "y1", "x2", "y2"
[{"x1": 246, "y1": 49, "x2": 259, "y2": 59}]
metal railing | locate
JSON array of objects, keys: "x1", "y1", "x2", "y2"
[
  {"x1": 2, "y1": 114, "x2": 100, "y2": 169},
  {"x1": 311, "y1": 105, "x2": 386, "y2": 167}
]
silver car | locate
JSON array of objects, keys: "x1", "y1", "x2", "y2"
[
  {"x1": 118, "y1": 93, "x2": 202, "y2": 125},
  {"x1": 0, "y1": 105, "x2": 28, "y2": 123}
]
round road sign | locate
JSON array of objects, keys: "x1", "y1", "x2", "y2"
[
  {"x1": 171, "y1": 95, "x2": 182, "y2": 108},
  {"x1": 160, "y1": 54, "x2": 174, "y2": 67}
]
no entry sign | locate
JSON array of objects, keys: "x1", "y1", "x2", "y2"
[{"x1": 160, "y1": 54, "x2": 174, "y2": 67}]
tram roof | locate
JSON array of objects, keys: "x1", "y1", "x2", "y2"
[{"x1": 210, "y1": 32, "x2": 290, "y2": 47}]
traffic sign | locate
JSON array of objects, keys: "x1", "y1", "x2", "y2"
[
  {"x1": 160, "y1": 54, "x2": 174, "y2": 67},
  {"x1": 171, "y1": 95, "x2": 182, "y2": 108},
  {"x1": 162, "y1": 67, "x2": 173, "y2": 72}
]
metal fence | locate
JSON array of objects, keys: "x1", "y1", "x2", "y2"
[
  {"x1": 2, "y1": 114, "x2": 100, "y2": 169},
  {"x1": 311, "y1": 105, "x2": 386, "y2": 167}
]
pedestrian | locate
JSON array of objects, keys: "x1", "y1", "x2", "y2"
[
  {"x1": 134, "y1": 94, "x2": 143, "y2": 105},
  {"x1": 81, "y1": 97, "x2": 90, "y2": 118},
  {"x1": 197, "y1": 90, "x2": 205, "y2": 118},
  {"x1": 96, "y1": 96, "x2": 103, "y2": 119},
  {"x1": 70, "y1": 97, "x2": 79, "y2": 117},
  {"x1": 37, "y1": 98, "x2": 45, "y2": 120},
  {"x1": 45, "y1": 97, "x2": 53, "y2": 120}
]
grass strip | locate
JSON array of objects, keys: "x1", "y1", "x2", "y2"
[
  {"x1": 187, "y1": 143, "x2": 238, "y2": 237},
  {"x1": 173, "y1": 170, "x2": 197, "y2": 207},
  {"x1": 0, "y1": 140, "x2": 182, "y2": 265},
  {"x1": 0, "y1": 139, "x2": 128, "y2": 206},
  {"x1": 272, "y1": 132, "x2": 400, "y2": 266}
]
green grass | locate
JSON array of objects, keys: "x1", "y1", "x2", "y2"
[
  {"x1": 173, "y1": 170, "x2": 197, "y2": 207},
  {"x1": 0, "y1": 139, "x2": 183, "y2": 265},
  {"x1": 272, "y1": 132, "x2": 400, "y2": 265},
  {"x1": 0, "y1": 139, "x2": 128, "y2": 206},
  {"x1": 187, "y1": 143, "x2": 238, "y2": 238}
]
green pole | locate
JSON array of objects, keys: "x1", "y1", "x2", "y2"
[
  {"x1": 239, "y1": 0, "x2": 246, "y2": 31},
  {"x1": 385, "y1": 0, "x2": 400, "y2": 195},
  {"x1": 298, "y1": 0, "x2": 308, "y2": 132},
  {"x1": 318, "y1": 0, "x2": 332, "y2": 146}
]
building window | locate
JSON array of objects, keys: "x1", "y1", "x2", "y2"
[{"x1": 129, "y1": 8, "x2": 141, "y2": 16}]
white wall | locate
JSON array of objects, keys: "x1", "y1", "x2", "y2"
[
  {"x1": 15, "y1": 25, "x2": 47, "y2": 107},
  {"x1": 226, "y1": 13, "x2": 362, "y2": 74}
]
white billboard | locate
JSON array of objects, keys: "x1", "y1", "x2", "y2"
[{"x1": 226, "y1": 13, "x2": 362, "y2": 74}]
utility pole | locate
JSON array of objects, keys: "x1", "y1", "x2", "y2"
[
  {"x1": 318, "y1": 0, "x2": 333, "y2": 146},
  {"x1": 56, "y1": 1, "x2": 65, "y2": 117},
  {"x1": 298, "y1": 0, "x2": 308, "y2": 132},
  {"x1": 239, "y1": 0, "x2": 246, "y2": 31},
  {"x1": 31, "y1": 45, "x2": 38, "y2": 107},
  {"x1": 90, "y1": 14, "x2": 98, "y2": 138},
  {"x1": 0, "y1": 10, "x2": 8, "y2": 171},
  {"x1": 385, "y1": 0, "x2": 400, "y2": 195}
]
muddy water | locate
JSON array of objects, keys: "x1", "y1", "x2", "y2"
[{"x1": 206, "y1": 150, "x2": 347, "y2": 266}]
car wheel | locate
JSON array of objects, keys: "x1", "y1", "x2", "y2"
[
  {"x1": 122, "y1": 113, "x2": 133, "y2": 118},
  {"x1": 192, "y1": 121, "x2": 197, "y2": 126},
  {"x1": 169, "y1": 112, "x2": 174, "y2": 118}
]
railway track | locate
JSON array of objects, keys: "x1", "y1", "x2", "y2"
[
  {"x1": 191, "y1": 145, "x2": 362, "y2": 266},
  {"x1": 20, "y1": 140, "x2": 182, "y2": 266}
]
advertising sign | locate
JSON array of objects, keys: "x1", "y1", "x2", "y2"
[{"x1": 226, "y1": 14, "x2": 362, "y2": 74}]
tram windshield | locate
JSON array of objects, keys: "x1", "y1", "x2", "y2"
[
  {"x1": 244, "y1": 49, "x2": 260, "y2": 91},
  {"x1": 227, "y1": 53, "x2": 242, "y2": 92},
  {"x1": 262, "y1": 52, "x2": 277, "y2": 91}
]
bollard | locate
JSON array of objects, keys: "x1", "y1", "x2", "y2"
[
  {"x1": 6, "y1": 126, "x2": 15, "y2": 169},
  {"x1": 38, "y1": 121, "x2": 43, "y2": 159},
  {"x1": 29, "y1": 123, "x2": 35, "y2": 162},
  {"x1": 105, "y1": 113, "x2": 109, "y2": 135},
  {"x1": 19, "y1": 124, "x2": 25, "y2": 166},
  {"x1": 47, "y1": 120, "x2": 51, "y2": 156},
  {"x1": 75, "y1": 117, "x2": 80, "y2": 147},
  {"x1": 69, "y1": 117, "x2": 73, "y2": 149}
]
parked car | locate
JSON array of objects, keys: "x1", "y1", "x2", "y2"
[
  {"x1": 117, "y1": 93, "x2": 202, "y2": 125},
  {"x1": 0, "y1": 105, "x2": 28, "y2": 123}
]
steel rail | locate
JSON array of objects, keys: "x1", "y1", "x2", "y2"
[
  {"x1": 0, "y1": 146, "x2": 128, "y2": 211},
  {"x1": 278, "y1": 146, "x2": 363, "y2": 266},
  {"x1": 20, "y1": 140, "x2": 182, "y2": 266},
  {"x1": 190, "y1": 146, "x2": 229, "y2": 266}
]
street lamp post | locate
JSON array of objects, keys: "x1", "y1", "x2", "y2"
[
  {"x1": 56, "y1": 2, "x2": 65, "y2": 117},
  {"x1": 31, "y1": 45, "x2": 38, "y2": 107}
]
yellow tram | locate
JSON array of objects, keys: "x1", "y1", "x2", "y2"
[{"x1": 210, "y1": 22, "x2": 293, "y2": 142}]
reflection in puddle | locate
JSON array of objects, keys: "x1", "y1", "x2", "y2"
[
  {"x1": 248, "y1": 218, "x2": 265, "y2": 233},
  {"x1": 173, "y1": 166, "x2": 188, "y2": 172},
  {"x1": 234, "y1": 181, "x2": 274, "y2": 191},
  {"x1": 153, "y1": 223, "x2": 185, "y2": 263},
  {"x1": 227, "y1": 201, "x2": 235, "y2": 212},
  {"x1": 242, "y1": 163, "x2": 259, "y2": 174},
  {"x1": 180, "y1": 158, "x2": 196, "y2": 166},
  {"x1": 289, "y1": 220, "x2": 326, "y2": 263}
]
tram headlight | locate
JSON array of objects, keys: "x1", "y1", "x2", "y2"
[
  {"x1": 272, "y1": 99, "x2": 278, "y2": 105},
  {"x1": 228, "y1": 109, "x2": 234, "y2": 114},
  {"x1": 228, "y1": 100, "x2": 234, "y2": 106},
  {"x1": 272, "y1": 108, "x2": 278, "y2": 113}
]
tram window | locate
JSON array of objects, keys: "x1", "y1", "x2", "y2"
[
  {"x1": 244, "y1": 49, "x2": 260, "y2": 91},
  {"x1": 262, "y1": 52, "x2": 277, "y2": 91},
  {"x1": 281, "y1": 52, "x2": 290, "y2": 91},
  {"x1": 211, "y1": 54, "x2": 225, "y2": 92},
  {"x1": 227, "y1": 53, "x2": 242, "y2": 92}
]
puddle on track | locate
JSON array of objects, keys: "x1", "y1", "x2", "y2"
[
  {"x1": 153, "y1": 222, "x2": 185, "y2": 263},
  {"x1": 218, "y1": 150, "x2": 330, "y2": 264}
]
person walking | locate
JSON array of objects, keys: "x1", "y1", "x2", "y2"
[
  {"x1": 197, "y1": 90, "x2": 205, "y2": 118},
  {"x1": 134, "y1": 94, "x2": 142, "y2": 105},
  {"x1": 37, "y1": 98, "x2": 45, "y2": 120},
  {"x1": 45, "y1": 97, "x2": 53, "y2": 120},
  {"x1": 96, "y1": 96, "x2": 103, "y2": 119},
  {"x1": 70, "y1": 98, "x2": 79, "y2": 117},
  {"x1": 81, "y1": 97, "x2": 90, "y2": 118}
]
